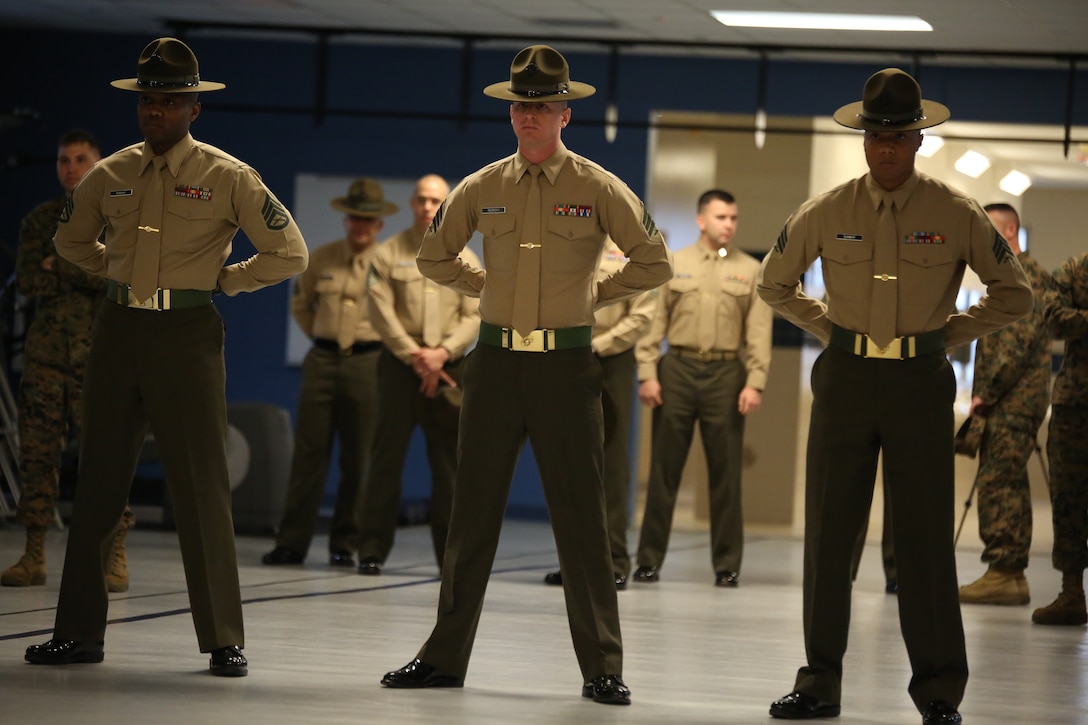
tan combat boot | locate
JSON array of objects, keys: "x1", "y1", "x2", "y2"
[
  {"x1": 1031, "y1": 571, "x2": 1087, "y2": 625},
  {"x1": 105, "y1": 527, "x2": 130, "y2": 593},
  {"x1": 1, "y1": 527, "x2": 47, "y2": 587},
  {"x1": 959, "y1": 565, "x2": 1030, "y2": 606}
]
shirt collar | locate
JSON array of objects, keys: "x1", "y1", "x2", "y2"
[
  {"x1": 513, "y1": 142, "x2": 569, "y2": 186},
  {"x1": 865, "y1": 169, "x2": 920, "y2": 211},
  {"x1": 139, "y1": 133, "x2": 195, "y2": 177}
]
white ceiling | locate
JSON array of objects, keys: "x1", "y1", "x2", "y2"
[
  {"x1": 6, "y1": 0, "x2": 1088, "y2": 190},
  {"x1": 3, "y1": 0, "x2": 1088, "y2": 57}
]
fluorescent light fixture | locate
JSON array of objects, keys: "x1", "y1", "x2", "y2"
[
  {"x1": 999, "y1": 169, "x2": 1032, "y2": 196},
  {"x1": 710, "y1": 11, "x2": 932, "y2": 32},
  {"x1": 954, "y1": 150, "x2": 991, "y2": 178},
  {"x1": 917, "y1": 134, "x2": 945, "y2": 158}
]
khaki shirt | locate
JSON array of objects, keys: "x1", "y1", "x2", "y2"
[
  {"x1": 54, "y1": 133, "x2": 308, "y2": 295},
  {"x1": 759, "y1": 171, "x2": 1032, "y2": 349},
  {"x1": 292, "y1": 239, "x2": 380, "y2": 345},
  {"x1": 592, "y1": 240, "x2": 657, "y2": 358},
  {"x1": 367, "y1": 226, "x2": 482, "y2": 365},
  {"x1": 417, "y1": 142, "x2": 672, "y2": 329},
  {"x1": 637, "y1": 241, "x2": 773, "y2": 390}
]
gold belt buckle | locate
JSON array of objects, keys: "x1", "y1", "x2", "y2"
[
  {"x1": 864, "y1": 335, "x2": 902, "y2": 360},
  {"x1": 502, "y1": 328, "x2": 552, "y2": 352}
]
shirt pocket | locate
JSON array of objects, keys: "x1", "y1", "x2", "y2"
[
  {"x1": 544, "y1": 215, "x2": 600, "y2": 273},
  {"x1": 164, "y1": 198, "x2": 217, "y2": 252},
  {"x1": 102, "y1": 194, "x2": 141, "y2": 251},
  {"x1": 666, "y1": 275, "x2": 701, "y2": 323},
  {"x1": 898, "y1": 243, "x2": 959, "y2": 310},
  {"x1": 821, "y1": 237, "x2": 872, "y2": 301},
  {"x1": 478, "y1": 213, "x2": 517, "y2": 272}
]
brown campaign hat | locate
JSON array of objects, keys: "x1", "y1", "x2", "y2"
[
  {"x1": 483, "y1": 45, "x2": 595, "y2": 102},
  {"x1": 833, "y1": 68, "x2": 949, "y2": 131},
  {"x1": 111, "y1": 37, "x2": 225, "y2": 93},
  {"x1": 330, "y1": 178, "x2": 399, "y2": 218}
]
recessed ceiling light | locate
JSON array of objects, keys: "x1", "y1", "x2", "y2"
[
  {"x1": 954, "y1": 150, "x2": 991, "y2": 178},
  {"x1": 710, "y1": 11, "x2": 932, "y2": 32},
  {"x1": 999, "y1": 169, "x2": 1032, "y2": 196}
]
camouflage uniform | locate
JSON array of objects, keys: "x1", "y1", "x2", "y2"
[
  {"x1": 971, "y1": 253, "x2": 1053, "y2": 570},
  {"x1": 13, "y1": 197, "x2": 133, "y2": 531},
  {"x1": 1044, "y1": 252, "x2": 1088, "y2": 574}
]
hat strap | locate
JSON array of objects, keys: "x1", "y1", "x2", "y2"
[
  {"x1": 858, "y1": 107, "x2": 926, "y2": 126},
  {"x1": 137, "y1": 74, "x2": 202, "y2": 89}
]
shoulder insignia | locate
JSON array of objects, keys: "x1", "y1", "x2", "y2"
[
  {"x1": 366, "y1": 263, "x2": 382, "y2": 289},
  {"x1": 774, "y1": 223, "x2": 789, "y2": 254},
  {"x1": 261, "y1": 193, "x2": 289, "y2": 231},
  {"x1": 992, "y1": 231, "x2": 1014, "y2": 265},
  {"x1": 641, "y1": 206, "x2": 659, "y2": 238},
  {"x1": 58, "y1": 196, "x2": 73, "y2": 224}
]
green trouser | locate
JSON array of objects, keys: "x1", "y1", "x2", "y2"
[
  {"x1": 599, "y1": 348, "x2": 637, "y2": 578},
  {"x1": 54, "y1": 302, "x2": 243, "y2": 652},
  {"x1": 356, "y1": 348, "x2": 459, "y2": 567},
  {"x1": 637, "y1": 350, "x2": 746, "y2": 574},
  {"x1": 795, "y1": 347, "x2": 967, "y2": 712},
  {"x1": 275, "y1": 346, "x2": 379, "y2": 556},
  {"x1": 850, "y1": 477, "x2": 896, "y2": 582},
  {"x1": 417, "y1": 343, "x2": 623, "y2": 681}
]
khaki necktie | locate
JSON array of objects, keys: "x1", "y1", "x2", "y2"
[
  {"x1": 696, "y1": 249, "x2": 720, "y2": 351},
  {"x1": 869, "y1": 193, "x2": 899, "y2": 349},
  {"x1": 337, "y1": 254, "x2": 365, "y2": 351},
  {"x1": 130, "y1": 155, "x2": 168, "y2": 304},
  {"x1": 510, "y1": 165, "x2": 542, "y2": 338},
  {"x1": 422, "y1": 280, "x2": 442, "y2": 347}
]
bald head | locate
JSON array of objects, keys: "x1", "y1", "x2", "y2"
[{"x1": 411, "y1": 174, "x2": 450, "y2": 234}]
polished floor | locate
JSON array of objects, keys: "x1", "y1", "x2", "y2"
[{"x1": 1, "y1": 517, "x2": 1087, "y2": 725}]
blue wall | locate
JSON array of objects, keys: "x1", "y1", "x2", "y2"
[{"x1": 3, "y1": 28, "x2": 1087, "y2": 517}]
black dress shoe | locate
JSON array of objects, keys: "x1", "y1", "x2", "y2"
[
  {"x1": 209, "y1": 646, "x2": 248, "y2": 677},
  {"x1": 632, "y1": 565, "x2": 659, "y2": 583},
  {"x1": 921, "y1": 700, "x2": 961, "y2": 724},
  {"x1": 581, "y1": 674, "x2": 631, "y2": 705},
  {"x1": 25, "y1": 639, "x2": 104, "y2": 665},
  {"x1": 769, "y1": 690, "x2": 840, "y2": 719},
  {"x1": 381, "y1": 658, "x2": 464, "y2": 688},
  {"x1": 615, "y1": 574, "x2": 627, "y2": 590},
  {"x1": 543, "y1": 571, "x2": 563, "y2": 585},
  {"x1": 357, "y1": 557, "x2": 383, "y2": 575},
  {"x1": 261, "y1": 546, "x2": 304, "y2": 565},
  {"x1": 329, "y1": 550, "x2": 356, "y2": 567},
  {"x1": 715, "y1": 570, "x2": 740, "y2": 587},
  {"x1": 885, "y1": 578, "x2": 899, "y2": 594}
]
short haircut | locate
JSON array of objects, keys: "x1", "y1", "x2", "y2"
[
  {"x1": 58, "y1": 128, "x2": 100, "y2": 152},
  {"x1": 697, "y1": 189, "x2": 736, "y2": 213},
  {"x1": 983, "y1": 202, "x2": 1020, "y2": 228}
]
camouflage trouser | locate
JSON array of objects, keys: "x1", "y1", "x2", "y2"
[
  {"x1": 16, "y1": 356, "x2": 134, "y2": 531},
  {"x1": 1046, "y1": 404, "x2": 1088, "y2": 573},
  {"x1": 975, "y1": 414, "x2": 1041, "y2": 570}
]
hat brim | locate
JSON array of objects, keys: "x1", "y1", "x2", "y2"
[
  {"x1": 482, "y1": 80, "x2": 596, "y2": 102},
  {"x1": 110, "y1": 78, "x2": 226, "y2": 93},
  {"x1": 833, "y1": 99, "x2": 950, "y2": 131},
  {"x1": 329, "y1": 199, "x2": 399, "y2": 218}
]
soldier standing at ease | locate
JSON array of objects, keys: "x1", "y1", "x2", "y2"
[
  {"x1": 357, "y1": 174, "x2": 480, "y2": 575},
  {"x1": 3, "y1": 130, "x2": 135, "y2": 593},
  {"x1": 1033, "y1": 251, "x2": 1088, "y2": 625},
  {"x1": 958, "y1": 203, "x2": 1052, "y2": 607},
  {"x1": 262, "y1": 178, "x2": 394, "y2": 568}
]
